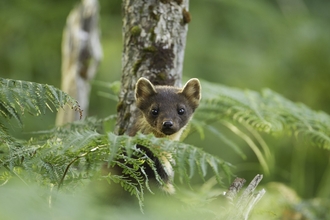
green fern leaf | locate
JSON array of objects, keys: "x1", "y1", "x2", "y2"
[
  {"x1": 132, "y1": 133, "x2": 233, "y2": 185},
  {"x1": 0, "y1": 100, "x2": 23, "y2": 128},
  {"x1": 198, "y1": 153, "x2": 208, "y2": 178},
  {"x1": 0, "y1": 78, "x2": 82, "y2": 127},
  {"x1": 195, "y1": 80, "x2": 330, "y2": 150}
]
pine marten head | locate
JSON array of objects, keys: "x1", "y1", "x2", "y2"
[{"x1": 135, "y1": 77, "x2": 201, "y2": 139}]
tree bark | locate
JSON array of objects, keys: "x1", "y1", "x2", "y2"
[
  {"x1": 56, "y1": 0, "x2": 102, "y2": 126},
  {"x1": 115, "y1": 0, "x2": 190, "y2": 135}
]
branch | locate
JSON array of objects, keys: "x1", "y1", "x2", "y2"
[{"x1": 225, "y1": 174, "x2": 265, "y2": 220}]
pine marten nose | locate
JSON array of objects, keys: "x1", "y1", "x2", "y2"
[{"x1": 162, "y1": 121, "x2": 173, "y2": 128}]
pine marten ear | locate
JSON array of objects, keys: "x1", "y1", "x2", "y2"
[
  {"x1": 135, "y1": 77, "x2": 157, "y2": 100},
  {"x1": 180, "y1": 78, "x2": 201, "y2": 110}
]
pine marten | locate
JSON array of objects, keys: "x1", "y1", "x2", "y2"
[{"x1": 129, "y1": 77, "x2": 201, "y2": 194}]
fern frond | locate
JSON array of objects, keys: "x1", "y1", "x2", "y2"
[
  {"x1": 104, "y1": 173, "x2": 145, "y2": 212},
  {"x1": 0, "y1": 78, "x2": 82, "y2": 127},
  {"x1": 195, "y1": 80, "x2": 330, "y2": 149},
  {"x1": 132, "y1": 133, "x2": 233, "y2": 185},
  {"x1": 0, "y1": 101, "x2": 23, "y2": 128},
  {"x1": 1, "y1": 109, "x2": 234, "y2": 211}
]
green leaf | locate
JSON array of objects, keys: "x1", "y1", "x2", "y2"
[{"x1": 0, "y1": 78, "x2": 82, "y2": 127}]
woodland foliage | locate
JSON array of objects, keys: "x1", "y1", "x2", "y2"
[{"x1": 1, "y1": 77, "x2": 330, "y2": 219}]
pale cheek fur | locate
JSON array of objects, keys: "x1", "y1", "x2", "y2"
[{"x1": 167, "y1": 125, "x2": 186, "y2": 141}]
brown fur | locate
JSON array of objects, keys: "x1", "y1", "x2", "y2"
[
  {"x1": 130, "y1": 77, "x2": 201, "y2": 193},
  {"x1": 130, "y1": 77, "x2": 201, "y2": 139}
]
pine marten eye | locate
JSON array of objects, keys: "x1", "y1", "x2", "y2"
[
  {"x1": 151, "y1": 108, "x2": 159, "y2": 116},
  {"x1": 178, "y1": 108, "x2": 185, "y2": 115}
]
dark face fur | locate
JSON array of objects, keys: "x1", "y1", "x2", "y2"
[{"x1": 135, "y1": 78, "x2": 201, "y2": 137}]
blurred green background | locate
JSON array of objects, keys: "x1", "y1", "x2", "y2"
[{"x1": 1, "y1": 0, "x2": 330, "y2": 210}]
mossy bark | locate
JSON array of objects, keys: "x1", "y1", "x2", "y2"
[{"x1": 115, "y1": 0, "x2": 190, "y2": 135}]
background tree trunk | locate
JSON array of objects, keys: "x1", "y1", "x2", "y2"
[
  {"x1": 115, "y1": 0, "x2": 191, "y2": 135},
  {"x1": 56, "y1": 0, "x2": 102, "y2": 126}
]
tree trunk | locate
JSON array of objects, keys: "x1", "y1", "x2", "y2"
[
  {"x1": 56, "y1": 0, "x2": 102, "y2": 126},
  {"x1": 115, "y1": 0, "x2": 190, "y2": 135}
]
